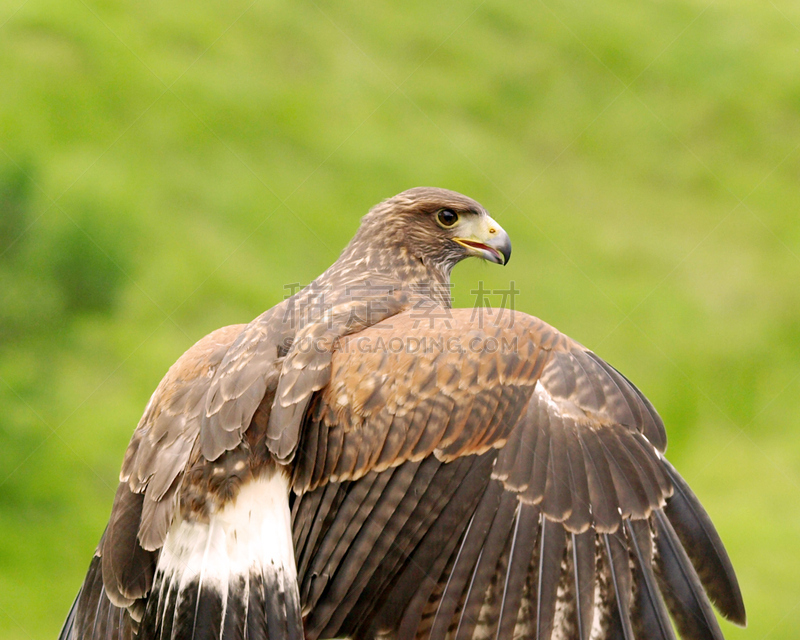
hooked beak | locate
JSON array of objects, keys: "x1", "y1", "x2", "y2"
[{"x1": 453, "y1": 214, "x2": 512, "y2": 265}]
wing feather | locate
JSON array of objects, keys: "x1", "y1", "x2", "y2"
[
  {"x1": 524, "y1": 398, "x2": 551, "y2": 504},
  {"x1": 430, "y1": 480, "x2": 505, "y2": 638},
  {"x1": 626, "y1": 520, "x2": 676, "y2": 640},
  {"x1": 662, "y1": 461, "x2": 746, "y2": 626},
  {"x1": 454, "y1": 490, "x2": 518, "y2": 640},
  {"x1": 563, "y1": 419, "x2": 592, "y2": 532},
  {"x1": 572, "y1": 529, "x2": 596, "y2": 640},
  {"x1": 496, "y1": 503, "x2": 540, "y2": 640},
  {"x1": 536, "y1": 517, "x2": 566, "y2": 640},
  {"x1": 341, "y1": 456, "x2": 470, "y2": 636},
  {"x1": 577, "y1": 426, "x2": 623, "y2": 533},
  {"x1": 302, "y1": 470, "x2": 389, "y2": 609},
  {"x1": 599, "y1": 431, "x2": 651, "y2": 520},
  {"x1": 500, "y1": 401, "x2": 540, "y2": 492},
  {"x1": 604, "y1": 531, "x2": 635, "y2": 640},
  {"x1": 375, "y1": 411, "x2": 411, "y2": 471},
  {"x1": 542, "y1": 408, "x2": 572, "y2": 521},
  {"x1": 653, "y1": 510, "x2": 725, "y2": 640},
  {"x1": 295, "y1": 481, "x2": 343, "y2": 588},
  {"x1": 335, "y1": 460, "x2": 447, "y2": 633},
  {"x1": 291, "y1": 308, "x2": 742, "y2": 640}
]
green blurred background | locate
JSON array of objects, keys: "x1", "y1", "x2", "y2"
[{"x1": 1, "y1": 0, "x2": 799, "y2": 637}]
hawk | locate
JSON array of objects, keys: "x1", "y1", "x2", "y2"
[{"x1": 59, "y1": 188, "x2": 745, "y2": 640}]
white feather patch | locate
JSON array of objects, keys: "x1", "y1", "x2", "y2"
[{"x1": 157, "y1": 471, "x2": 296, "y2": 588}]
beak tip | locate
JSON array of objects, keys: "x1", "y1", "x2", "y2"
[{"x1": 501, "y1": 245, "x2": 511, "y2": 266}]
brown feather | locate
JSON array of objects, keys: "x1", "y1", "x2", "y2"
[{"x1": 101, "y1": 483, "x2": 156, "y2": 607}]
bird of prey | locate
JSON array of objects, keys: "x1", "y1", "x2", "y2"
[{"x1": 59, "y1": 187, "x2": 745, "y2": 640}]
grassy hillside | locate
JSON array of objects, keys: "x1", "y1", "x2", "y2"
[{"x1": 1, "y1": 0, "x2": 799, "y2": 637}]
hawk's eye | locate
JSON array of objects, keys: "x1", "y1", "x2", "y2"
[{"x1": 437, "y1": 209, "x2": 459, "y2": 228}]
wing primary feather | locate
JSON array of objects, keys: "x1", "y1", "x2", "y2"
[
  {"x1": 102, "y1": 483, "x2": 156, "y2": 606},
  {"x1": 102, "y1": 594, "x2": 116, "y2": 640},
  {"x1": 662, "y1": 461, "x2": 746, "y2": 626},
  {"x1": 495, "y1": 506, "x2": 521, "y2": 640},
  {"x1": 580, "y1": 351, "x2": 640, "y2": 430},
  {"x1": 496, "y1": 502, "x2": 540, "y2": 640},
  {"x1": 454, "y1": 547, "x2": 485, "y2": 640},
  {"x1": 394, "y1": 454, "x2": 497, "y2": 640},
  {"x1": 430, "y1": 480, "x2": 504, "y2": 639},
  {"x1": 92, "y1": 586, "x2": 110, "y2": 640},
  {"x1": 572, "y1": 530, "x2": 595, "y2": 640},
  {"x1": 314, "y1": 418, "x2": 335, "y2": 488},
  {"x1": 603, "y1": 531, "x2": 635, "y2": 640},
  {"x1": 626, "y1": 520, "x2": 676, "y2": 640},
  {"x1": 569, "y1": 350, "x2": 606, "y2": 412},
  {"x1": 455, "y1": 491, "x2": 518, "y2": 640},
  {"x1": 653, "y1": 509, "x2": 725, "y2": 640},
  {"x1": 537, "y1": 516, "x2": 566, "y2": 640},
  {"x1": 429, "y1": 511, "x2": 479, "y2": 640},
  {"x1": 116, "y1": 605, "x2": 128, "y2": 640}
]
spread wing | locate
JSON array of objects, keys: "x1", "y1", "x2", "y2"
[
  {"x1": 291, "y1": 308, "x2": 745, "y2": 640},
  {"x1": 61, "y1": 324, "x2": 247, "y2": 639},
  {"x1": 61, "y1": 307, "x2": 744, "y2": 640}
]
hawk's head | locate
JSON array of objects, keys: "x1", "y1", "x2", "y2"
[{"x1": 351, "y1": 187, "x2": 511, "y2": 275}]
